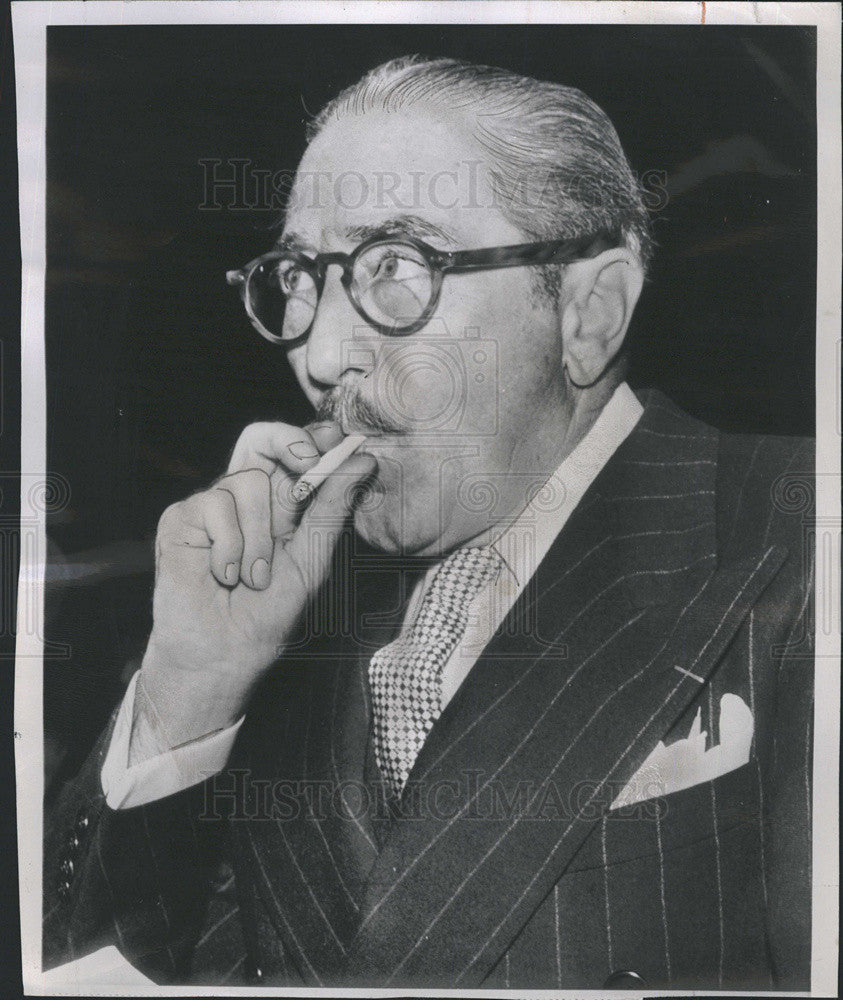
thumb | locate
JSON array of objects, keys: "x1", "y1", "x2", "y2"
[{"x1": 284, "y1": 452, "x2": 378, "y2": 590}]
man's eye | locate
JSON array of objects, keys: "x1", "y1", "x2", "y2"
[
  {"x1": 276, "y1": 264, "x2": 305, "y2": 294},
  {"x1": 374, "y1": 253, "x2": 417, "y2": 281}
]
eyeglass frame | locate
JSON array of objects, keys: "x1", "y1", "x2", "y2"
[{"x1": 226, "y1": 228, "x2": 618, "y2": 348}]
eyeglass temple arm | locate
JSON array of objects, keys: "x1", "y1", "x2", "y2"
[
  {"x1": 440, "y1": 231, "x2": 616, "y2": 274},
  {"x1": 225, "y1": 230, "x2": 618, "y2": 283}
]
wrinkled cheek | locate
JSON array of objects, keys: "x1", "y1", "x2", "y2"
[
  {"x1": 351, "y1": 447, "x2": 445, "y2": 551},
  {"x1": 373, "y1": 340, "x2": 477, "y2": 435},
  {"x1": 350, "y1": 453, "x2": 403, "y2": 544}
]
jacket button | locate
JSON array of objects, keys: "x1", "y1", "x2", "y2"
[
  {"x1": 65, "y1": 833, "x2": 81, "y2": 855},
  {"x1": 59, "y1": 858, "x2": 74, "y2": 878},
  {"x1": 604, "y1": 970, "x2": 646, "y2": 988},
  {"x1": 74, "y1": 812, "x2": 90, "y2": 836},
  {"x1": 57, "y1": 880, "x2": 71, "y2": 900}
]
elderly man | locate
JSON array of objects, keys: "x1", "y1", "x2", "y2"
[{"x1": 44, "y1": 56, "x2": 813, "y2": 989}]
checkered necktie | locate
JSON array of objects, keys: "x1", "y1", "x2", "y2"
[{"x1": 368, "y1": 545, "x2": 503, "y2": 795}]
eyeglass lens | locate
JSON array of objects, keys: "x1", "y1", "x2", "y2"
[{"x1": 247, "y1": 242, "x2": 436, "y2": 340}]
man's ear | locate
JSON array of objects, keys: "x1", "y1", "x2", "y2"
[{"x1": 559, "y1": 247, "x2": 644, "y2": 388}]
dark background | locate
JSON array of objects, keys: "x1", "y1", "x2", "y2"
[{"x1": 44, "y1": 24, "x2": 816, "y2": 787}]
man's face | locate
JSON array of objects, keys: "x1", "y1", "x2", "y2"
[{"x1": 283, "y1": 107, "x2": 569, "y2": 556}]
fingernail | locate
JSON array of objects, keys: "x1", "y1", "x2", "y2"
[
  {"x1": 224, "y1": 562, "x2": 238, "y2": 585},
  {"x1": 288, "y1": 441, "x2": 319, "y2": 460},
  {"x1": 250, "y1": 557, "x2": 270, "y2": 588}
]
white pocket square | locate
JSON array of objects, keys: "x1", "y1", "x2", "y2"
[{"x1": 611, "y1": 693, "x2": 754, "y2": 809}]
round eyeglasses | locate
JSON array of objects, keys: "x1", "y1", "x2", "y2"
[{"x1": 227, "y1": 230, "x2": 615, "y2": 348}]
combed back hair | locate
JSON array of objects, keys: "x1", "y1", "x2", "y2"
[{"x1": 307, "y1": 55, "x2": 654, "y2": 287}]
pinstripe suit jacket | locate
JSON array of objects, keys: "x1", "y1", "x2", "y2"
[{"x1": 44, "y1": 390, "x2": 814, "y2": 990}]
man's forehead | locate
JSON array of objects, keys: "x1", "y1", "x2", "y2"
[
  {"x1": 281, "y1": 109, "x2": 522, "y2": 252},
  {"x1": 277, "y1": 214, "x2": 460, "y2": 253}
]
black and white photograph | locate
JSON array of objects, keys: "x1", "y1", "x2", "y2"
[{"x1": 12, "y1": 1, "x2": 840, "y2": 994}]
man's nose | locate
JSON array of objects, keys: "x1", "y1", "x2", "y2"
[{"x1": 305, "y1": 265, "x2": 373, "y2": 387}]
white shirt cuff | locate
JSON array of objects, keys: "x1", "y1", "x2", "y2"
[{"x1": 100, "y1": 672, "x2": 245, "y2": 809}]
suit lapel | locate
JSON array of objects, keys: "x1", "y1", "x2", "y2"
[
  {"x1": 233, "y1": 627, "x2": 379, "y2": 982},
  {"x1": 344, "y1": 392, "x2": 790, "y2": 986},
  {"x1": 232, "y1": 542, "x2": 421, "y2": 984}
]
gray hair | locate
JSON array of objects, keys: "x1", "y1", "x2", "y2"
[{"x1": 307, "y1": 55, "x2": 653, "y2": 282}]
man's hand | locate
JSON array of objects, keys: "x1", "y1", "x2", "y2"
[{"x1": 129, "y1": 421, "x2": 376, "y2": 764}]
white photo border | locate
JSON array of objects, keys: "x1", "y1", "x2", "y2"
[{"x1": 13, "y1": 2, "x2": 840, "y2": 996}]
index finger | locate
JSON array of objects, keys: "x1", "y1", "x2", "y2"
[
  {"x1": 227, "y1": 422, "x2": 323, "y2": 477},
  {"x1": 303, "y1": 420, "x2": 344, "y2": 454}
]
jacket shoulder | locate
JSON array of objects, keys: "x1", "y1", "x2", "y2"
[
  {"x1": 715, "y1": 431, "x2": 814, "y2": 558},
  {"x1": 717, "y1": 430, "x2": 814, "y2": 478},
  {"x1": 632, "y1": 390, "x2": 814, "y2": 555}
]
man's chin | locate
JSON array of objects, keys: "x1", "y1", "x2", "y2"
[
  {"x1": 351, "y1": 506, "x2": 436, "y2": 556},
  {"x1": 351, "y1": 508, "x2": 409, "y2": 555}
]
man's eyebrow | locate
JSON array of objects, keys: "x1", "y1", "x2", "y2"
[
  {"x1": 345, "y1": 215, "x2": 460, "y2": 247},
  {"x1": 272, "y1": 231, "x2": 315, "y2": 253}
]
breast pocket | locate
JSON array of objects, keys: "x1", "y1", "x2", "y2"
[
  {"x1": 568, "y1": 760, "x2": 761, "y2": 873},
  {"x1": 560, "y1": 762, "x2": 769, "y2": 989}
]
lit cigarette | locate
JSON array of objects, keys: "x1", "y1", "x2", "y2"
[{"x1": 291, "y1": 433, "x2": 367, "y2": 502}]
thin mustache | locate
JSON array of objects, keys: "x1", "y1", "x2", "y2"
[{"x1": 315, "y1": 386, "x2": 406, "y2": 435}]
